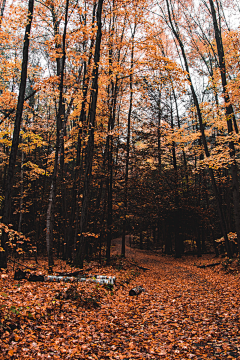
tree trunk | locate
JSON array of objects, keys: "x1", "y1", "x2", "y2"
[
  {"x1": 0, "y1": 0, "x2": 34, "y2": 268},
  {"x1": 170, "y1": 95, "x2": 182, "y2": 257},
  {"x1": 106, "y1": 27, "x2": 114, "y2": 263},
  {"x1": 60, "y1": 125, "x2": 67, "y2": 257},
  {"x1": 18, "y1": 150, "x2": 24, "y2": 233},
  {"x1": 75, "y1": 0, "x2": 103, "y2": 267},
  {"x1": 172, "y1": 85, "x2": 189, "y2": 192},
  {"x1": 157, "y1": 92, "x2": 162, "y2": 172},
  {"x1": 140, "y1": 231, "x2": 143, "y2": 250},
  {"x1": 0, "y1": 0, "x2": 6, "y2": 27},
  {"x1": 46, "y1": 0, "x2": 69, "y2": 267},
  {"x1": 106, "y1": 134, "x2": 113, "y2": 263},
  {"x1": 122, "y1": 24, "x2": 136, "y2": 257},
  {"x1": 209, "y1": 0, "x2": 240, "y2": 256},
  {"x1": 165, "y1": 0, "x2": 232, "y2": 257},
  {"x1": 68, "y1": 2, "x2": 97, "y2": 261},
  {"x1": 106, "y1": 5, "x2": 122, "y2": 263}
]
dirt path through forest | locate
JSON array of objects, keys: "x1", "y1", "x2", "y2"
[
  {"x1": 1, "y1": 237, "x2": 240, "y2": 359},
  {"x1": 108, "y1": 236, "x2": 240, "y2": 359}
]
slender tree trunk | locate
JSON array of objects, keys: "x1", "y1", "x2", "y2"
[
  {"x1": 18, "y1": 150, "x2": 24, "y2": 233},
  {"x1": 140, "y1": 231, "x2": 143, "y2": 250},
  {"x1": 122, "y1": 25, "x2": 136, "y2": 257},
  {"x1": 224, "y1": 169, "x2": 232, "y2": 232},
  {"x1": 106, "y1": 134, "x2": 113, "y2": 262},
  {"x1": 46, "y1": 0, "x2": 69, "y2": 267},
  {"x1": 68, "y1": 126, "x2": 83, "y2": 260},
  {"x1": 60, "y1": 122, "x2": 67, "y2": 257},
  {"x1": 98, "y1": 187, "x2": 107, "y2": 264},
  {"x1": 165, "y1": 0, "x2": 232, "y2": 257},
  {"x1": 0, "y1": 0, "x2": 6, "y2": 27},
  {"x1": 157, "y1": 95, "x2": 162, "y2": 172},
  {"x1": 170, "y1": 96, "x2": 182, "y2": 257},
  {"x1": 196, "y1": 223, "x2": 202, "y2": 257},
  {"x1": 209, "y1": 0, "x2": 240, "y2": 256},
  {"x1": 97, "y1": 75, "x2": 118, "y2": 263},
  {"x1": 0, "y1": 0, "x2": 34, "y2": 268},
  {"x1": 68, "y1": 3, "x2": 97, "y2": 261},
  {"x1": 106, "y1": 12, "x2": 115, "y2": 263},
  {"x1": 172, "y1": 85, "x2": 189, "y2": 192},
  {"x1": 75, "y1": 0, "x2": 103, "y2": 267},
  {"x1": 101, "y1": 6, "x2": 125, "y2": 261}
]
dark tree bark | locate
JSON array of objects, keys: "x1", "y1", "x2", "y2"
[
  {"x1": 140, "y1": 231, "x2": 143, "y2": 250},
  {"x1": 60, "y1": 118, "x2": 67, "y2": 257},
  {"x1": 46, "y1": 0, "x2": 69, "y2": 267},
  {"x1": 106, "y1": 134, "x2": 113, "y2": 263},
  {"x1": 157, "y1": 91, "x2": 162, "y2": 172},
  {"x1": 0, "y1": 0, "x2": 6, "y2": 25},
  {"x1": 208, "y1": 0, "x2": 240, "y2": 256},
  {"x1": 75, "y1": 0, "x2": 104, "y2": 267},
  {"x1": 171, "y1": 85, "x2": 189, "y2": 192},
  {"x1": 169, "y1": 95, "x2": 182, "y2": 257},
  {"x1": 165, "y1": 0, "x2": 232, "y2": 257},
  {"x1": 18, "y1": 150, "x2": 24, "y2": 233},
  {"x1": 0, "y1": 0, "x2": 35, "y2": 268},
  {"x1": 68, "y1": 2, "x2": 97, "y2": 262},
  {"x1": 106, "y1": 11, "x2": 115, "y2": 263},
  {"x1": 97, "y1": 7, "x2": 125, "y2": 263},
  {"x1": 122, "y1": 24, "x2": 136, "y2": 257}
]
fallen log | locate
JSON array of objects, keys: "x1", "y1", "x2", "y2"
[
  {"x1": 55, "y1": 270, "x2": 82, "y2": 277},
  {"x1": 129, "y1": 262, "x2": 150, "y2": 271},
  {"x1": 129, "y1": 285, "x2": 145, "y2": 296},
  {"x1": 137, "y1": 265, "x2": 150, "y2": 271},
  {"x1": 45, "y1": 275, "x2": 77, "y2": 282},
  {"x1": 14, "y1": 269, "x2": 45, "y2": 281},
  {"x1": 29, "y1": 274, "x2": 45, "y2": 282},
  {"x1": 14, "y1": 269, "x2": 116, "y2": 284},
  {"x1": 89, "y1": 275, "x2": 116, "y2": 285},
  {"x1": 14, "y1": 268, "x2": 27, "y2": 280},
  {"x1": 197, "y1": 262, "x2": 221, "y2": 269}
]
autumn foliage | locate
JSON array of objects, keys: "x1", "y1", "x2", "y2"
[
  {"x1": 0, "y1": 0, "x2": 240, "y2": 356},
  {"x1": 1, "y1": 239, "x2": 240, "y2": 359}
]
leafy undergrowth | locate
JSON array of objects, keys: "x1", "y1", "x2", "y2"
[{"x1": 0, "y1": 251, "x2": 240, "y2": 359}]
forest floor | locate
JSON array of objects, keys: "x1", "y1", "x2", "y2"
[{"x1": 0, "y1": 237, "x2": 240, "y2": 359}]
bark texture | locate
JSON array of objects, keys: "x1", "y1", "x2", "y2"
[
  {"x1": 0, "y1": 0, "x2": 35, "y2": 268},
  {"x1": 75, "y1": 0, "x2": 104, "y2": 267},
  {"x1": 46, "y1": 0, "x2": 69, "y2": 267},
  {"x1": 165, "y1": 0, "x2": 232, "y2": 257},
  {"x1": 209, "y1": 0, "x2": 240, "y2": 256}
]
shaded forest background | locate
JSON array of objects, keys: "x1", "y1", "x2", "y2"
[{"x1": 1, "y1": 0, "x2": 240, "y2": 268}]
